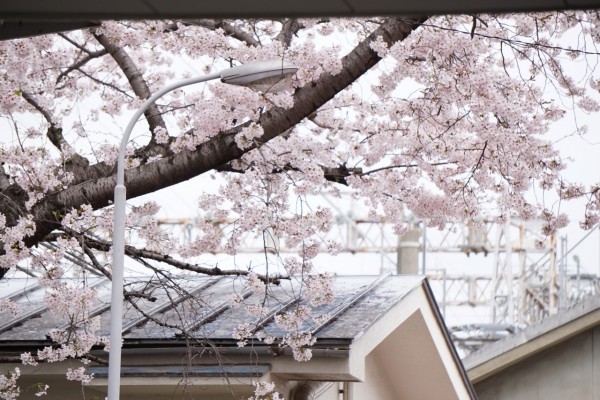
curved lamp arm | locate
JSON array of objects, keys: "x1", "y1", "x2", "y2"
[
  {"x1": 108, "y1": 59, "x2": 297, "y2": 400},
  {"x1": 107, "y1": 71, "x2": 219, "y2": 400}
]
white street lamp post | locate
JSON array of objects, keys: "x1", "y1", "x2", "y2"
[{"x1": 107, "y1": 60, "x2": 297, "y2": 400}]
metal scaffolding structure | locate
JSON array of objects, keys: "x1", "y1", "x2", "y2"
[{"x1": 157, "y1": 211, "x2": 600, "y2": 354}]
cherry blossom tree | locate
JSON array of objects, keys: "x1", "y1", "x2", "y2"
[{"x1": 1, "y1": 12, "x2": 600, "y2": 398}]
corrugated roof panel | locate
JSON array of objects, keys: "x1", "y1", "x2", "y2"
[
  {"x1": 121, "y1": 277, "x2": 221, "y2": 335},
  {"x1": 0, "y1": 275, "x2": 425, "y2": 343},
  {"x1": 0, "y1": 277, "x2": 107, "y2": 340},
  {"x1": 316, "y1": 275, "x2": 423, "y2": 339},
  {"x1": 125, "y1": 276, "x2": 245, "y2": 339},
  {"x1": 0, "y1": 278, "x2": 40, "y2": 300}
]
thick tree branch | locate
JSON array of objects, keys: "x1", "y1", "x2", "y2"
[
  {"x1": 215, "y1": 161, "x2": 362, "y2": 185},
  {"x1": 0, "y1": 163, "x2": 9, "y2": 191},
  {"x1": 0, "y1": 17, "x2": 427, "y2": 280},
  {"x1": 276, "y1": 19, "x2": 303, "y2": 46},
  {"x1": 21, "y1": 90, "x2": 55, "y2": 127}
]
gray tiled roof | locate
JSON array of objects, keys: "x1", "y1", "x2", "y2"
[{"x1": 0, "y1": 274, "x2": 424, "y2": 345}]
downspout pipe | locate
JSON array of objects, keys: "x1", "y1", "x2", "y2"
[{"x1": 291, "y1": 381, "x2": 326, "y2": 400}]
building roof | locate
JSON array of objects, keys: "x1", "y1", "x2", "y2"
[
  {"x1": 0, "y1": 274, "x2": 477, "y2": 399},
  {"x1": 463, "y1": 294, "x2": 600, "y2": 383},
  {"x1": 0, "y1": 274, "x2": 422, "y2": 345}
]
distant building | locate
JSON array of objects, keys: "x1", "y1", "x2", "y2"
[{"x1": 464, "y1": 295, "x2": 600, "y2": 399}]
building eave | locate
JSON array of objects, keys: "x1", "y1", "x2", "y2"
[
  {"x1": 2, "y1": 0, "x2": 600, "y2": 21},
  {"x1": 464, "y1": 295, "x2": 600, "y2": 383},
  {"x1": 2, "y1": 1, "x2": 600, "y2": 40}
]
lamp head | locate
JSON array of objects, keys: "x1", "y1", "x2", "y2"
[{"x1": 220, "y1": 60, "x2": 298, "y2": 93}]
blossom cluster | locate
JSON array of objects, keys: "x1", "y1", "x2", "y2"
[
  {"x1": 0, "y1": 368, "x2": 20, "y2": 400},
  {"x1": 248, "y1": 381, "x2": 283, "y2": 400}
]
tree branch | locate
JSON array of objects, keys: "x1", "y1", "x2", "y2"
[
  {"x1": 76, "y1": 67, "x2": 135, "y2": 98},
  {"x1": 92, "y1": 30, "x2": 169, "y2": 150},
  {"x1": 462, "y1": 140, "x2": 488, "y2": 190},
  {"x1": 20, "y1": 90, "x2": 89, "y2": 168},
  {"x1": 0, "y1": 17, "x2": 428, "y2": 279},
  {"x1": 56, "y1": 49, "x2": 108, "y2": 84},
  {"x1": 58, "y1": 33, "x2": 96, "y2": 55},
  {"x1": 215, "y1": 161, "x2": 362, "y2": 185},
  {"x1": 276, "y1": 19, "x2": 303, "y2": 46},
  {"x1": 423, "y1": 21, "x2": 600, "y2": 56},
  {"x1": 78, "y1": 233, "x2": 287, "y2": 284},
  {"x1": 81, "y1": 243, "x2": 112, "y2": 279},
  {"x1": 184, "y1": 19, "x2": 260, "y2": 47}
]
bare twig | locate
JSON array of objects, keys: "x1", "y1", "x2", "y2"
[
  {"x1": 361, "y1": 161, "x2": 454, "y2": 177},
  {"x1": 423, "y1": 22, "x2": 600, "y2": 56},
  {"x1": 69, "y1": 232, "x2": 288, "y2": 284},
  {"x1": 56, "y1": 49, "x2": 108, "y2": 84},
  {"x1": 462, "y1": 140, "x2": 488, "y2": 190},
  {"x1": 184, "y1": 19, "x2": 260, "y2": 47}
]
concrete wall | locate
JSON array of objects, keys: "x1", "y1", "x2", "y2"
[{"x1": 474, "y1": 326, "x2": 600, "y2": 400}]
